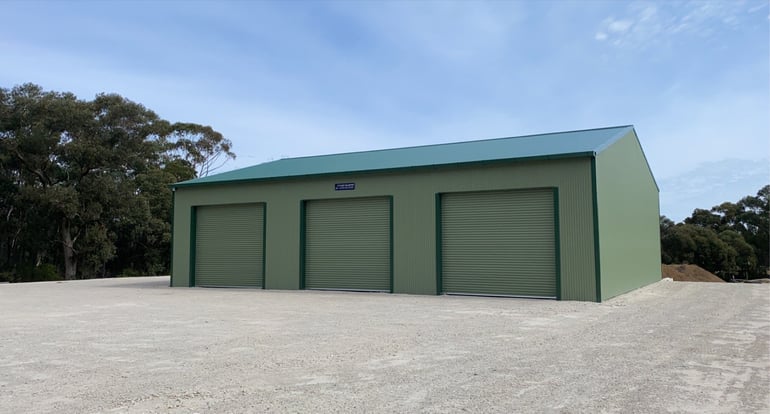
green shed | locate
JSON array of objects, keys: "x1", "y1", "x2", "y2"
[{"x1": 170, "y1": 125, "x2": 661, "y2": 302}]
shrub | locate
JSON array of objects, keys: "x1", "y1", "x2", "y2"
[
  {"x1": 119, "y1": 268, "x2": 143, "y2": 277},
  {"x1": 0, "y1": 271, "x2": 13, "y2": 283},
  {"x1": 15, "y1": 264, "x2": 62, "y2": 282}
]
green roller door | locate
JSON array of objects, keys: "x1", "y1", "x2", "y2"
[
  {"x1": 304, "y1": 197, "x2": 391, "y2": 291},
  {"x1": 441, "y1": 189, "x2": 557, "y2": 298},
  {"x1": 195, "y1": 203, "x2": 265, "y2": 287}
]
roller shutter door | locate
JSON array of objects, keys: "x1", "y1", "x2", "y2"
[
  {"x1": 305, "y1": 197, "x2": 391, "y2": 291},
  {"x1": 441, "y1": 189, "x2": 557, "y2": 298},
  {"x1": 195, "y1": 203, "x2": 264, "y2": 287}
]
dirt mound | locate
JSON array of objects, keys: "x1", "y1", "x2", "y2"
[{"x1": 662, "y1": 264, "x2": 725, "y2": 283}]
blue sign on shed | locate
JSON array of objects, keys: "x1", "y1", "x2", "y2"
[{"x1": 334, "y1": 183, "x2": 356, "y2": 191}]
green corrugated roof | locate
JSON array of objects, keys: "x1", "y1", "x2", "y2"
[{"x1": 175, "y1": 125, "x2": 635, "y2": 187}]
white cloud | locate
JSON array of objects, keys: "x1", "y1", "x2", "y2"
[
  {"x1": 595, "y1": 32, "x2": 608, "y2": 41},
  {"x1": 641, "y1": 83, "x2": 769, "y2": 181},
  {"x1": 747, "y1": 3, "x2": 767, "y2": 14},
  {"x1": 659, "y1": 159, "x2": 769, "y2": 221},
  {"x1": 607, "y1": 19, "x2": 633, "y2": 33},
  {"x1": 329, "y1": 2, "x2": 524, "y2": 63},
  {"x1": 639, "y1": 5, "x2": 657, "y2": 21},
  {"x1": 595, "y1": 1, "x2": 762, "y2": 49}
]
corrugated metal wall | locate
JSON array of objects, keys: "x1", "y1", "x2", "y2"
[
  {"x1": 596, "y1": 132, "x2": 661, "y2": 300},
  {"x1": 173, "y1": 157, "x2": 598, "y2": 301}
]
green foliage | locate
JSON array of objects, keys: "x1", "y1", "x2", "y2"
[
  {"x1": 661, "y1": 223, "x2": 736, "y2": 278},
  {"x1": 661, "y1": 185, "x2": 769, "y2": 280},
  {"x1": 119, "y1": 268, "x2": 144, "y2": 277},
  {"x1": 737, "y1": 185, "x2": 769, "y2": 271},
  {"x1": 167, "y1": 123, "x2": 236, "y2": 177},
  {"x1": 14, "y1": 264, "x2": 61, "y2": 282},
  {"x1": 0, "y1": 83, "x2": 232, "y2": 281},
  {"x1": 718, "y1": 230, "x2": 757, "y2": 279}
]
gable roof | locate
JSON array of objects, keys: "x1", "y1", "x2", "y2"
[{"x1": 174, "y1": 125, "x2": 635, "y2": 188}]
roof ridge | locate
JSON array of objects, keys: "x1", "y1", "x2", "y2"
[
  {"x1": 174, "y1": 125, "x2": 638, "y2": 187},
  {"x1": 268, "y1": 125, "x2": 634, "y2": 163}
]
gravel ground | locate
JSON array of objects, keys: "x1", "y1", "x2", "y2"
[{"x1": 0, "y1": 277, "x2": 768, "y2": 413}]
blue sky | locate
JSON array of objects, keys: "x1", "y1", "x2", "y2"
[{"x1": 1, "y1": 0, "x2": 767, "y2": 221}]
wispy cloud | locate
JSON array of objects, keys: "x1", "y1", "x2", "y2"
[
  {"x1": 641, "y1": 83, "x2": 769, "y2": 180},
  {"x1": 659, "y1": 159, "x2": 769, "y2": 221},
  {"x1": 607, "y1": 18, "x2": 634, "y2": 33},
  {"x1": 595, "y1": 16, "x2": 634, "y2": 42},
  {"x1": 594, "y1": 1, "x2": 766, "y2": 48},
  {"x1": 331, "y1": 2, "x2": 523, "y2": 62}
]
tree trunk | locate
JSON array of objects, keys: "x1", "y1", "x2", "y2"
[{"x1": 62, "y1": 223, "x2": 77, "y2": 280}]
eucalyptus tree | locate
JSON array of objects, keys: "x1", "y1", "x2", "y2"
[{"x1": 0, "y1": 83, "x2": 230, "y2": 280}]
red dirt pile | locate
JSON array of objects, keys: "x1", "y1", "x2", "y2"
[{"x1": 661, "y1": 264, "x2": 725, "y2": 283}]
